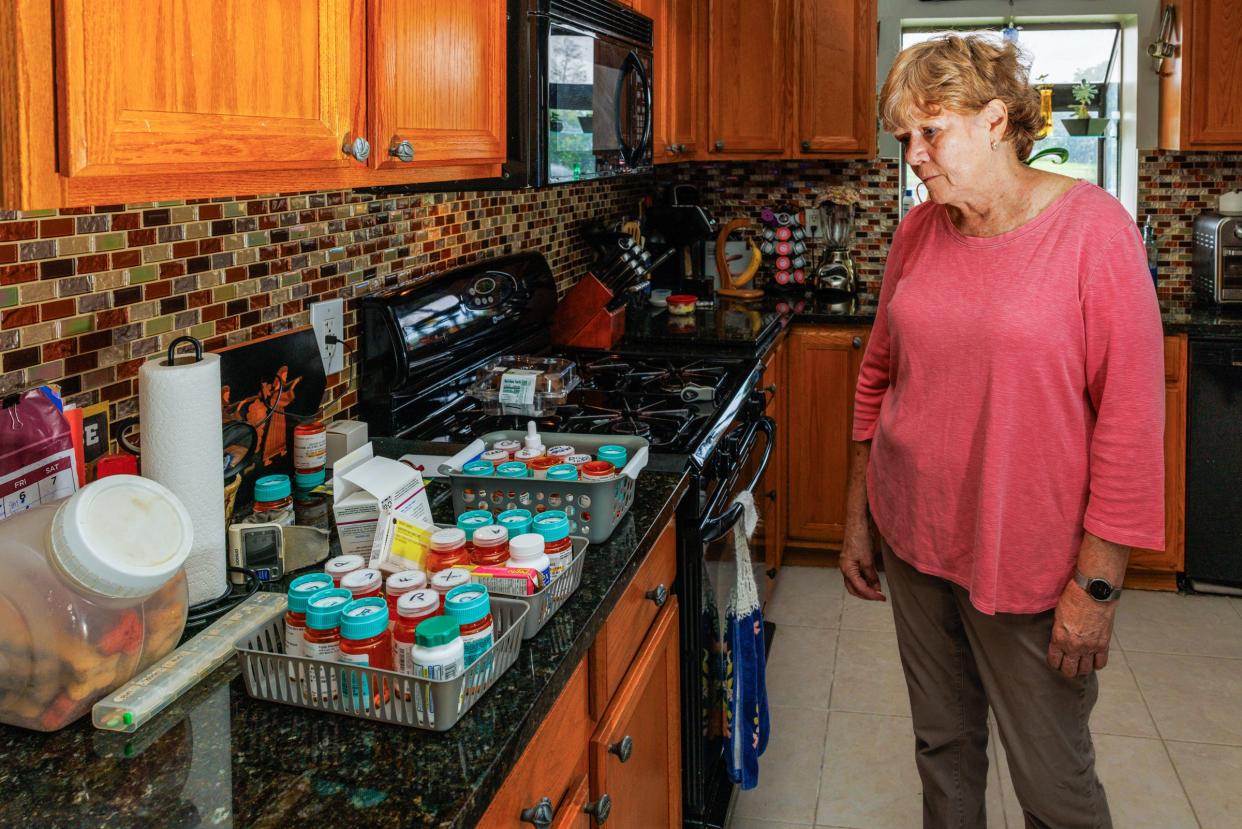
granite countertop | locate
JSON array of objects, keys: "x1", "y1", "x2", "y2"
[
  {"x1": 1161, "y1": 305, "x2": 1242, "y2": 336},
  {"x1": 0, "y1": 460, "x2": 688, "y2": 828}
]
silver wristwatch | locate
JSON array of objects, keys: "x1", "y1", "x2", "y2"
[{"x1": 1074, "y1": 571, "x2": 1122, "y2": 602}]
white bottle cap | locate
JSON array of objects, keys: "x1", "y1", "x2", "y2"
[
  {"x1": 49, "y1": 475, "x2": 192, "y2": 599},
  {"x1": 386, "y1": 570, "x2": 427, "y2": 593},
  {"x1": 341, "y1": 567, "x2": 383, "y2": 595},
  {"x1": 397, "y1": 588, "x2": 439, "y2": 618},
  {"x1": 472, "y1": 525, "x2": 509, "y2": 546},
  {"x1": 431, "y1": 527, "x2": 467, "y2": 548},
  {"x1": 325, "y1": 554, "x2": 366, "y2": 576},
  {"x1": 509, "y1": 533, "x2": 546, "y2": 561},
  {"x1": 524, "y1": 420, "x2": 543, "y2": 451}
]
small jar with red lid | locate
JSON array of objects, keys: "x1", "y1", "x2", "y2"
[
  {"x1": 340, "y1": 567, "x2": 383, "y2": 600},
  {"x1": 427, "y1": 527, "x2": 473, "y2": 574},
  {"x1": 532, "y1": 509, "x2": 574, "y2": 582},
  {"x1": 392, "y1": 589, "x2": 441, "y2": 674},
  {"x1": 385, "y1": 570, "x2": 428, "y2": 617},
  {"x1": 528, "y1": 456, "x2": 559, "y2": 479},
  {"x1": 580, "y1": 460, "x2": 616, "y2": 481},
  {"x1": 325, "y1": 554, "x2": 366, "y2": 586},
  {"x1": 293, "y1": 420, "x2": 327, "y2": 476},
  {"x1": 470, "y1": 524, "x2": 510, "y2": 566}
]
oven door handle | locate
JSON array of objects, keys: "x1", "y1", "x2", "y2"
[{"x1": 700, "y1": 415, "x2": 775, "y2": 546}]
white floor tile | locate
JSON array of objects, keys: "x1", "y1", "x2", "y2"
[
  {"x1": 1095, "y1": 734, "x2": 1199, "y2": 828},
  {"x1": 728, "y1": 819, "x2": 812, "y2": 829},
  {"x1": 731, "y1": 705, "x2": 829, "y2": 825},
  {"x1": 828, "y1": 628, "x2": 911, "y2": 717},
  {"x1": 817, "y1": 711, "x2": 921, "y2": 829},
  {"x1": 765, "y1": 625, "x2": 838, "y2": 711},
  {"x1": 1128, "y1": 650, "x2": 1242, "y2": 745},
  {"x1": 839, "y1": 574, "x2": 895, "y2": 633},
  {"x1": 1166, "y1": 740, "x2": 1242, "y2": 829},
  {"x1": 1115, "y1": 589, "x2": 1242, "y2": 658},
  {"x1": 1090, "y1": 648, "x2": 1160, "y2": 739},
  {"x1": 765, "y1": 567, "x2": 845, "y2": 629}
]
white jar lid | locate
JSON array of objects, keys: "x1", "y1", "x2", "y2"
[
  {"x1": 325, "y1": 554, "x2": 365, "y2": 575},
  {"x1": 473, "y1": 525, "x2": 508, "y2": 545},
  {"x1": 386, "y1": 569, "x2": 427, "y2": 592},
  {"x1": 509, "y1": 533, "x2": 546, "y2": 560},
  {"x1": 341, "y1": 567, "x2": 382, "y2": 594},
  {"x1": 397, "y1": 588, "x2": 439, "y2": 617},
  {"x1": 50, "y1": 475, "x2": 192, "y2": 598}
]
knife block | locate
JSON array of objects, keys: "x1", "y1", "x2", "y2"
[{"x1": 552, "y1": 272, "x2": 626, "y2": 350}]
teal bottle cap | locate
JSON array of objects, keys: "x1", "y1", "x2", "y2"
[
  {"x1": 288, "y1": 573, "x2": 335, "y2": 613},
  {"x1": 496, "y1": 508, "x2": 533, "y2": 535},
  {"x1": 304, "y1": 588, "x2": 352, "y2": 630},
  {"x1": 597, "y1": 444, "x2": 628, "y2": 465},
  {"x1": 532, "y1": 510, "x2": 570, "y2": 542},
  {"x1": 254, "y1": 474, "x2": 291, "y2": 502},
  {"x1": 456, "y1": 509, "x2": 494, "y2": 537},
  {"x1": 340, "y1": 597, "x2": 390, "y2": 640},
  {"x1": 445, "y1": 583, "x2": 491, "y2": 626},
  {"x1": 546, "y1": 463, "x2": 578, "y2": 481},
  {"x1": 463, "y1": 460, "x2": 495, "y2": 477},
  {"x1": 415, "y1": 615, "x2": 461, "y2": 647},
  {"x1": 294, "y1": 469, "x2": 325, "y2": 489},
  {"x1": 496, "y1": 461, "x2": 529, "y2": 478}
]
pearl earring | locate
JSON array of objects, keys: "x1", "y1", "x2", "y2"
[{"x1": 990, "y1": 140, "x2": 998, "y2": 151}]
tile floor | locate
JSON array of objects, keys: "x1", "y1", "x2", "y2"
[{"x1": 726, "y1": 566, "x2": 1242, "y2": 829}]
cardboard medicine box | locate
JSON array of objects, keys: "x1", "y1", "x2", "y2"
[{"x1": 332, "y1": 444, "x2": 433, "y2": 556}]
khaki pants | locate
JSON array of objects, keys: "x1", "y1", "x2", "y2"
[{"x1": 881, "y1": 543, "x2": 1112, "y2": 829}]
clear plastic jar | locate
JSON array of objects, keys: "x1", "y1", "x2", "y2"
[
  {"x1": 0, "y1": 476, "x2": 191, "y2": 731},
  {"x1": 427, "y1": 528, "x2": 473, "y2": 574},
  {"x1": 470, "y1": 524, "x2": 510, "y2": 566}
]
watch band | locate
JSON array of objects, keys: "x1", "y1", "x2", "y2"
[{"x1": 1074, "y1": 570, "x2": 1122, "y2": 602}]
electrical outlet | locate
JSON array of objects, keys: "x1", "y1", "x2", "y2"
[
  {"x1": 803, "y1": 208, "x2": 821, "y2": 239},
  {"x1": 310, "y1": 299, "x2": 345, "y2": 375}
]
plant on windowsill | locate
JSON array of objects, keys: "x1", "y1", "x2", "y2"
[{"x1": 1061, "y1": 79, "x2": 1112, "y2": 138}]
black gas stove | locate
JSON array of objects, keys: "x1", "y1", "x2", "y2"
[{"x1": 357, "y1": 252, "x2": 773, "y2": 828}]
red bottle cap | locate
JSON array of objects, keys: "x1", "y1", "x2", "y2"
[{"x1": 96, "y1": 453, "x2": 138, "y2": 478}]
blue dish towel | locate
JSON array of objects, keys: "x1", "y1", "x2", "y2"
[{"x1": 724, "y1": 492, "x2": 769, "y2": 789}]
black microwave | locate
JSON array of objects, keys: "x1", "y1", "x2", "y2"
[{"x1": 367, "y1": 0, "x2": 653, "y2": 193}]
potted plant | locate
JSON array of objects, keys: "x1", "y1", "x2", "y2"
[
  {"x1": 1061, "y1": 79, "x2": 1111, "y2": 137},
  {"x1": 550, "y1": 112, "x2": 564, "y2": 133}
]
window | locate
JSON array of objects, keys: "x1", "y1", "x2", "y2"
[{"x1": 898, "y1": 25, "x2": 1122, "y2": 210}]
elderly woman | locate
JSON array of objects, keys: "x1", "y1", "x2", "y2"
[{"x1": 841, "y1": 34, "x2": 1165, "y2": 829}]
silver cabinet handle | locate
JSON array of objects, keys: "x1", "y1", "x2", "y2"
[
  {"x1": 852, "y1": 336, "x2": 863, "y2": 349},
  {"x1": 584, "y1": 793, "x2": 612, "y2": 825},
  {"x1": 388, "y1": 138, "x2": 414, "y2": 162},
  {"x1": 645, "y1": 584, "x2": 668, "y2": 607},
  {"x1": 608, "y1": 735, "x2": 633, "y2": 763},
  {"x1": 342, "y1": 134, "x2": 370, "y2": 162},
  {"x1": 520, "y1": 797, "x2": 554, "y2": 828}
]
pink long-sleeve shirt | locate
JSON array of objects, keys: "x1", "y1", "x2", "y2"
[{"x1": 853, "y1": 180, "x2": 1165, "y2": 614}]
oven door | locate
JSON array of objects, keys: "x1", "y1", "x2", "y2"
[{"x1": 544, "y1": 21, "x2": 652, "y2": 184}]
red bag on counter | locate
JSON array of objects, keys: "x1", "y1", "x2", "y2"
[{"x1": 0, "y1": 387, "x2": 78, "y2": 521}]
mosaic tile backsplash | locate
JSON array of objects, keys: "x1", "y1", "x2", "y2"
[
  {"x1": 0, "y1": 178, "x2": 649, "y2": 438},
  {"x1": 0, "y1": 150, "x2": 1223, "y2": 448}
]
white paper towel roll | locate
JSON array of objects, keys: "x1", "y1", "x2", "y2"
[{"x1": 140, "y1": 351, "x2": 227, "y2": 605}]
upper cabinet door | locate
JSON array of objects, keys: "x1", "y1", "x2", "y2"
[
  {"x1": 707, "y1": 0, "x2": 790, "y2": 156},
  {"x1": 1185, "y1": 0, "x2": 1242, "y2": 147},
  {"x1": 667, "y1": 0, "x2": 704, "y2": 157},
  {"x1": 56, "y1": 0, "x2": 363, "y2": 179},
  {"x1": 794, "y1": 0, "x2": 876, "y2": 156},
  {"x1": 368, "y1": 0, "x2": 507, "y2": 170}
]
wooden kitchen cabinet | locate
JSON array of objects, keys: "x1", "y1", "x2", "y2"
[
  {"x1": 785, "y1": 325, "x2": 869, "y2": 550},
  {"x1": 1127, "y1": 334, "x2": 1188, "y2": 590},
  {"x1": 486, "y1": 517, "x2": 682, "y2": 826},
  {"x1": 754, "y1": 334, "x2": 788, "y2": 586},
  {"x1": 0, "y1": 0, "x2": 503, "y2": 209},
  {"x1": 706, "y1": 0, "x2": 791, "y2": 157},
  {"x1": 793, "y1": 0, "x2": 877, "y2": 157},
  {"x1": 636, "y1": 0, "x2": 705, "y2": 163},
  {"x1": 1159, "y1": 0, "x2": 1242, "y2": 149},
  {"x1": 588, "y1": 599, "x2": 682, "y2": 829},
  {"x1": 368, "y1": 0, "x2": 506, "y2": 169}
]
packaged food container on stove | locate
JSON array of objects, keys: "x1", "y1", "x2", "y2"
[
  {"x1": 466, "y1": 356, "x2": 580, "y2": 417},
  {"x1": 0, "y1": 476, "x2": 191, "y2": 731}
]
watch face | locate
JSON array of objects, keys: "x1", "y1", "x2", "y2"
[{"x1": 1087, "y1": 578, "x2": 1114, "y2": 601}]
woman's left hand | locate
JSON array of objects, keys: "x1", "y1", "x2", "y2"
[{"x1": 1046, "y1": 579, "x2": 1117, "y2": 677}]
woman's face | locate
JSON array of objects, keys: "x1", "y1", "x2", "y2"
[{"x1": 895, "y1": 104, "x2": 1003, "y2": 206}]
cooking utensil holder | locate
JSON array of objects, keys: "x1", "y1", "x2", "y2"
[
  {"x1": 235, "y1": 597, "x2": 528, "y2": 731},
  {"x1": 551, "y1": 273, "x2": 626, "y2": 350},
  {"x1": 439, "y1": 432, "x2": 650, "y2": 544}
]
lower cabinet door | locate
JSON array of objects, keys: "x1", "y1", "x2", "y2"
[
  {"x1": 551, "y1": 772, "x2": 591, "y2": 829},
  {"x1": 587, "y1": 598, "x2": 682, "y2": 828}
]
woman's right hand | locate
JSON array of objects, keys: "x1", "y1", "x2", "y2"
[{"x1": 841, "y1": 514, "x2": 885, "y2": 601}]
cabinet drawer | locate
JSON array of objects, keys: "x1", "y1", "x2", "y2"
[
  {"x1": 550, "y1": 769, "x2": 591, "y2": 829},
  {"x1": 481, "y1": 659, "x2": 590, "y2": 827},
  {"x1": 589, "y1": 519, "x2": 677, "y2": 717}
]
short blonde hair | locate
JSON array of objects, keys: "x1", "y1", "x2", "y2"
[{"x1": 880, "y1": 33, "x2": 1044, "y2": 161}]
